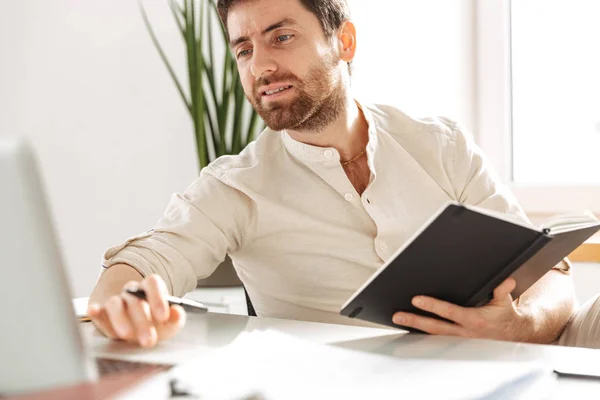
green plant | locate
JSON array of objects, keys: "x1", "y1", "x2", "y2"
[{"x1": 139, "y1": 0, "x2": 263, "y2": 168}]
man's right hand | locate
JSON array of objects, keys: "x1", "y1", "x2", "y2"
[{"x1": 87, "y1": 274, "x2": 186, "y2": 348}]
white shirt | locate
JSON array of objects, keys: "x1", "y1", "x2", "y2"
[{"x1": 102, "y1": 101, "x2": 563, "y2": 328}]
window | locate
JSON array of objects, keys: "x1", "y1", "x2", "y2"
[
  {"x1": 512, "y1": 0, "x2": 600, "y2": 185},
  {"x1": 476, "y1": 0, "x2": 600, "y2": 214}
]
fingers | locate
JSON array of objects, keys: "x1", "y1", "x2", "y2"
[
  {"x1": 88, "y1": 303, "x2": 119, "y2": 340},
  {"x1": 400, "y1": 278, "x2": 521, "y2": 340},
  {"x1": 90, "y1": 298, "x2": 185, "y2": 347},
  {"x1": 392, "y1": 311, "x2": 466, "y2": 337},
  {"x1": 411, "y1": 296, "x2": 486, "y2": 330},
  {"x1": 102, "y1": 295, "x2": 136, "y2": 341},
  {"x1": 139, "y1": 275, "x2": 170, "y2": 323},
  {"x1": 155, "y1": 305, "x2": 187, "y2": 342},
  {"x1": 88, "y1": 275, "x2": 186, "y2": 348},
  {"x1": 122, "y1": 289, "x2": 158, "y2": 348}
]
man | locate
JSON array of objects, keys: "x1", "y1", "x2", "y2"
[{"x1": 89, "y1": 0, "x2": 599, "y2": 349}]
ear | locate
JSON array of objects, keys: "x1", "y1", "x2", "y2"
[{"x1": 337, "y1": 20, "x2": 357, "y2": 63}]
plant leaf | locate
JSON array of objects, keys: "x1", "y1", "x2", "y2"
[
  {"x1": 167, "y1": 0, "x2": 185, "y2": 38},
  {"x1": 213, "y1": 0, "x2": 233, "y2": 147},
  {"x1": 203, "y1": 6, "x2": 224, "y2": 156},
  {"x1": 172, "y1": 0, "x2": 185, "y2": 16},
  {"x1": 142, "y1": 0, "x2": 258, "y2": 166},
  {"x1": 220, "y1": 47, "x2": 233, "y2": 140},
  {"x1": 245, "y1": 107, "x2": 261, "y2": 145},
  {"x1": 197, "y1": 1, "x2": 210, "y2": 165},
  {"x1": 210, "y1": 0, "x2": 228, "y2": 41},
  {"x1": 184, "y1": 0, "x2": 207, "y2": 167},
  {"x1": 138, "y1": 0, "x2": 191, "y2": 115},
  {"x1": 231, "y1": 70, "x2": 246, "y2": 154},
  {"x1": 207, "y1": 5, "x2": 215, "y2": 73}
]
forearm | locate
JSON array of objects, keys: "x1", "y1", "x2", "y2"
[
  {"x1": 516, "y1": 269, "x2": 576, "y2": 344},
  {"x1": 89, "y1": 263, "x2": 144, "y2": 305}
]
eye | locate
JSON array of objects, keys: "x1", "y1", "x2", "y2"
[
  {"x1": 237, "y1": 49, "x2": 252, "y2": 59},
  {"x1": 277, "y1": 34, "x2": 293, "y2": 42}
]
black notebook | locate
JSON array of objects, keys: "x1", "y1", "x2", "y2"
[{"x1": 340, "y1": 202, "x2": 600, "y2": 330}]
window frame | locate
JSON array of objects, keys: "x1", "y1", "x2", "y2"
[{"x1": 474, "y1": 0, "x2": 600, "y2": 215}]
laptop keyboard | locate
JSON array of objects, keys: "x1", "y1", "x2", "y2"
[{"x1": 96, "y1": 357, "x2": 171, "y2": 376}]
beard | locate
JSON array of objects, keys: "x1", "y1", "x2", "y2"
[{"x1": 246, "y1": 55, "x2": 346, "y2": 133}]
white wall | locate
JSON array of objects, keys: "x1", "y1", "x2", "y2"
[
  {"x1": 349, "y1": 0, "x2": 476, "y2": 133},
  {"x1": 0, "y1": 0, "x2": 198, "y2": 297}
]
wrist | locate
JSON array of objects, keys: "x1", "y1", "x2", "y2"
[{"x1": 513, "y1": 303, "x2": 543, "y2": 343}]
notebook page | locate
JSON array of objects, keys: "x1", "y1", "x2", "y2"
[{"x1": 541, "y1": 211, "x2": 599, "y2": 234}]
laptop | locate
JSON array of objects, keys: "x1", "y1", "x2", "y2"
[{"x1": 0, "y1": 138, "x2": 167, "y2": 396}]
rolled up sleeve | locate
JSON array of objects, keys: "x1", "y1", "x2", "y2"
[{"x1": 101, "y1": 171, "x2": 254, "y2": 296}]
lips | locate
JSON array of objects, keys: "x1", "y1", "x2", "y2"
[
  {"x1": 258, "y1": 83, "x2": 294, "y2": 97},
  {"x1": 263, "y1": 85, "x2": 293, "y2": 96}
]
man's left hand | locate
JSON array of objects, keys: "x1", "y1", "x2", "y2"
[{"x1": 392, "y1": 277, "x2": 531, "y2": 342}]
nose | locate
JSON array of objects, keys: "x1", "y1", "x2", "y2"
[{"x1": 250, "y1": 46, "x2": 277, "y2": 79}]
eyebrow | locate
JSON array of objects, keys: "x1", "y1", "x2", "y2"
[{"x1": 230, "y1": 18, "x2": 297, "y2": 48}]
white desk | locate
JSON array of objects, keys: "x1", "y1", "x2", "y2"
[{"x1": 77, "y1": 303, "x2": 600, "y2": 399}]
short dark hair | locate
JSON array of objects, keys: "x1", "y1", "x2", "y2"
[
  {"x1": 217, "y1": 0, "x2": 351, "y2": 37},
  {"x1": 217, "y1": 0, "x2": 353, "y2": 74}
]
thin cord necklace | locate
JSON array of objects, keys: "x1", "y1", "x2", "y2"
[{"x1": 340, "y1": 148, "x2": 367, "y2": 166}]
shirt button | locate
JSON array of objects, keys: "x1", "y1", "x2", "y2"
[
  {"x1": 344, "y1": 193, "x2": 354, "y2": 202},
  {"x1": 379, "y1": 242, "x2": 387, "y2": 250},
  {"x1": 324, "y1": 150, "x2": 333, "y2": 159}
]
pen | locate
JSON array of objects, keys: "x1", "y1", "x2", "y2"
[{"x1": 124, "y1": 287, "x2": 209, "y2": 313}]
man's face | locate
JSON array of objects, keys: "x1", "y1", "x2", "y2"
[{"x1": 228, "y1": 0, "x2": 346, "y2": 132}]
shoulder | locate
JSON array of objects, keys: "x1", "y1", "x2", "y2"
[
  {"x1": 364, "y1": 102, "x2": 466, "y2": 143},
  {"x1": 363, "y1": 103, "x2": 475, "y2": 160},
  {"x1": 201, "y1": 127, "x2": 285, "y2": 183}
]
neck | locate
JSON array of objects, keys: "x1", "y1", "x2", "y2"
[{"x1": 286, "y1": 93, "x2": 369, "y2": 161}]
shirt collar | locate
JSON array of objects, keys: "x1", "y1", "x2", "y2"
[{"x1": 281, "y1": 99, "x2": 380, "y2": 168}]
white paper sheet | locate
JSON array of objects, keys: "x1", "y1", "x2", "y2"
[{"x1": 160, "y1": 330, "x2": 556, "y2": 400}]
